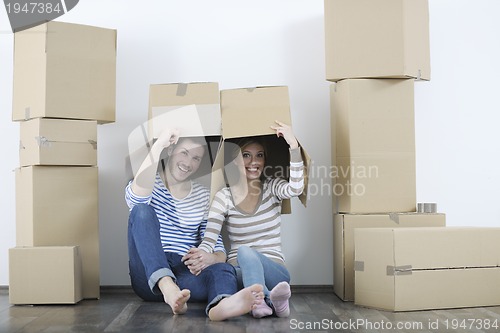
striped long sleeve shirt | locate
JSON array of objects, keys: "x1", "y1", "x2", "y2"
[
  {"x1": 125, "y1": 174, "x2": 226, "y2": 256},
  {"x1": 198, "y1": 147, "x2": 304, "y2": 265}
]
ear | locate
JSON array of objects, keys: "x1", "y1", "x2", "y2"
[{"x1": 166, "y1": 145, "x2": 175, "y2": 156}]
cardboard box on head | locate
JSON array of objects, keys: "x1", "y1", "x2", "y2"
[
  {"x1": 215, "y1": 86, "x2": 311, "y2": 214},
  {"x1": 126, "y1": 82, "x2": 223, "y2": 189}
]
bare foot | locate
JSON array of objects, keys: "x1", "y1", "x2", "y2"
[
  {"x1": 208, "y1": 284, "x2": 264, "y2": 321},
  {"x1": 158, "y1": 276, "x2": 191, "y2": 315}
]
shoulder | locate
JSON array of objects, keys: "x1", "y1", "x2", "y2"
[{"x1": 191, "y1": 182, "x2": 210, "y2": 200}]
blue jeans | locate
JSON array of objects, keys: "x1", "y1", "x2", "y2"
[
  {"x1": 128, "y1": 204, "x2": 238, "y2": 315},
  {"x1": 235, "y1": 246, "x2": 290, "y2": 304}
]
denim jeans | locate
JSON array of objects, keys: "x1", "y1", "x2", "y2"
[
  {"x1": 235, "y1": 245, "x2": 290, "y2": 304},
  {"x1": 128, "y1": 204, "x2": 238, "y2": 315}
]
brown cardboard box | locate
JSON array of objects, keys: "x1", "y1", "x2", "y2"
[
  {"x1": 324, "y1": 0, "x2": 430, "y2": 81},
  {"x1": 354, "y1": 227, "x2": 500, "y2": 311},
  {"x1": 144, "y1": 82, "x2": 221, "y2": 188},
  {"x1": 12, "y1": 21, "x2": 116, "y2": 123},
  {"x1": 333, "y1": 213, "x2": 446, "y2": 301},
  {"x1": 20, "y1": 118, "x2": 97, "y2": 166},
  {"x1": 15, "y1": 166, "x2": 99, "y2": 299},
  {"x1": 9, "y1": 246, "x2": 83, "y2": 304},
  {"x1": 214, "y1": 86, "x2": 311, "y2": 213},
  {"x1": 331, "y1": 79, "x2": 416, "y2": 213},
  {"x1": 148, "y1": 82, "x2": 221, "y2": 139}
]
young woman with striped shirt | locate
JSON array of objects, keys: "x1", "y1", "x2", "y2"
[{"x1": 196, "y1": 120, "x2": 305, "y2": 319}]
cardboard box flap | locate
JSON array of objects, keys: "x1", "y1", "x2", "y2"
[{"x1": 220, "y1": 86, "x2": 292, "y2": 139}]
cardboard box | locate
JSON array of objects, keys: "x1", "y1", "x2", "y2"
[
  {"x1": 9, "y1": 246, "x2": 83, "y2": 304},
  {"x1": 15, "y1": 166, "x2": 99, "y2": 299},
  {"x1": 331, "y1": 79, "x2": 416, "y2": 213},
  {"x1": 148, "y1": 82, "x2": 221, "y2": 139},
  {"x1": 214, "y1": 86, "x2": 311, "y2": 213},
  {"x1": 333, "y1": 213, "x2": 445, "y2": 301},
  {"x1": 354, "y1": 227, "x2": 500, "y2": 311},
  {"x1": 20, "y1": 118, "x2": 97, "y2": 166},
  {"x1": 324, "y1": 0, "x2": 430, "y2": 81},
  {"x1": 142, "y1": 82, "x2": 221, "y2": 188},
  {"x1": 12, "y1": 21, "x2": 116, "y2": 123}
]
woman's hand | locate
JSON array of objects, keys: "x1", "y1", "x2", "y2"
[
  {"x1": 270, "y1": 120, "x2": 298, "y2": 149},
  {"x1": 181, "y1": 248, "x2": 218, "y2": 276}
]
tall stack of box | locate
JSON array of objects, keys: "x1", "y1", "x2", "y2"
[
  {"x1": 324, "y1": 0, "x2": 446, "y2": 301},
  {"x1": 9, "y1": 22, "x2": 116, "y2": 304}
]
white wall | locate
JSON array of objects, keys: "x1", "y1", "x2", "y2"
[{"x1": 1, "y1": 0, "x2": 499, "y2": 287}]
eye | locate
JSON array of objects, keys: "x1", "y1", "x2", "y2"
[
  {"x1": 193, "y1": 156, "x2": 201, "y2": 162},
  {"x1": 242, "y1": 152, "x2": 251, "y2": 158},
  {"x1": 257, "y1": 152, "x2": 265, "y2": 158},
  {"x1": 181, "y1": 150, "x2": 188, "y2": 156}
]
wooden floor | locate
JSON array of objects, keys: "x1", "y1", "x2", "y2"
[{"x1": 1, "y1": 287, "x2": 500, "y2": 333}]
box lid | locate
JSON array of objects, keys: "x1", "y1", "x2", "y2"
[
  {"x1": 220, "y1": 86, "x2": 292, "y2": 139},
  {"x1": 149, "y1": 82, "x2": 221, "y2": 139}
]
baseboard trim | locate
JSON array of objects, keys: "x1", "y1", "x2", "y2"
[
  {"x1": 1, "y1": 285, "x2": 334, "y2": 295},
  {"x1": 99, "y1": 285, "x2": 334, "y2": 294}
]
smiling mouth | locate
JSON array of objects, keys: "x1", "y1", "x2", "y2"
[
  {"x1": 178, "y1": 165, "x2": 190, "y2": 173},
  {"x1": 246, "y1": 167, "x2": 259, "y2": 172}
]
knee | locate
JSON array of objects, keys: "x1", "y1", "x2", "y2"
[
  {"x1": 129, "y1": 204, "x2": 156, "y2": 224},
  {"x1": 237, "y1": 245, "x2": 257, "y2": 260}
]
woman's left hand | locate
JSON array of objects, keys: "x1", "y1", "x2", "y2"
[
  {"x1": 270, "y1": 120, "x2": 299, "y2": 149},
  {"x1": 182, "y1": 248, "x2": 216, "y2": 276}
]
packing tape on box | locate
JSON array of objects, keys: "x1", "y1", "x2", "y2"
[
  {"x1": 246, "y1": 87, "x2": 256, "y2": 92},
  {"x1": 389, "y1": 213, "x2": 400, "y2": 224},
  {"x1": 88, "y1": 140, "x2": 97, "y2": 150},
  {"x1": 24, "y1": 107, "x2": 30, "y2": 120},
  {"x1": 387, "y1": 265, "x2": 412, "y2": 276},
  {"x1": 417, "y1": 202, "x2": 437, "y2": 213},
  {"x1": 176, "y1": 83, "x2": 188, "y2": 96},
  {"x1": 354, "y1": 261, "x2": 365, "y2": 272},
  {"x1": 35, "y1": 136, "x2": 50, "y2": 148},
  {"x1": 417, "y1": 69, "x2": 422, "y2": 80},
  {"x1": 424, "y1": 203, "x2": 437, "y2": 213},
  {"x1": 19, "y1": 140, "x2": 25, "y2": 150}
]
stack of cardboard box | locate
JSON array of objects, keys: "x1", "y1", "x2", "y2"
[
  {"x1": 326, "y1": 0, "x2": 500, "y2": 311},
  {"x1": 325, "y1": 0, "x2": 444, "y2": 302},
  {"x1": 9, "y1": 22, "x2": 116, "y2": 304}
]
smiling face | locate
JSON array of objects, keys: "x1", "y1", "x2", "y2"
[
  {"x1": 240, "y1": 142, "x2": 266, "y2": 181},
  {"x1": 166, "y1": 138, "x2": 205, "y2": 184}
]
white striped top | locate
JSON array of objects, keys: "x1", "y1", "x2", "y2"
[
  {"x1": 125, "y1": 174, "x2": 226, "y2": 256},
  {"x1": 198, "y1": 147, "x2": 304, "y2": 265}
]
